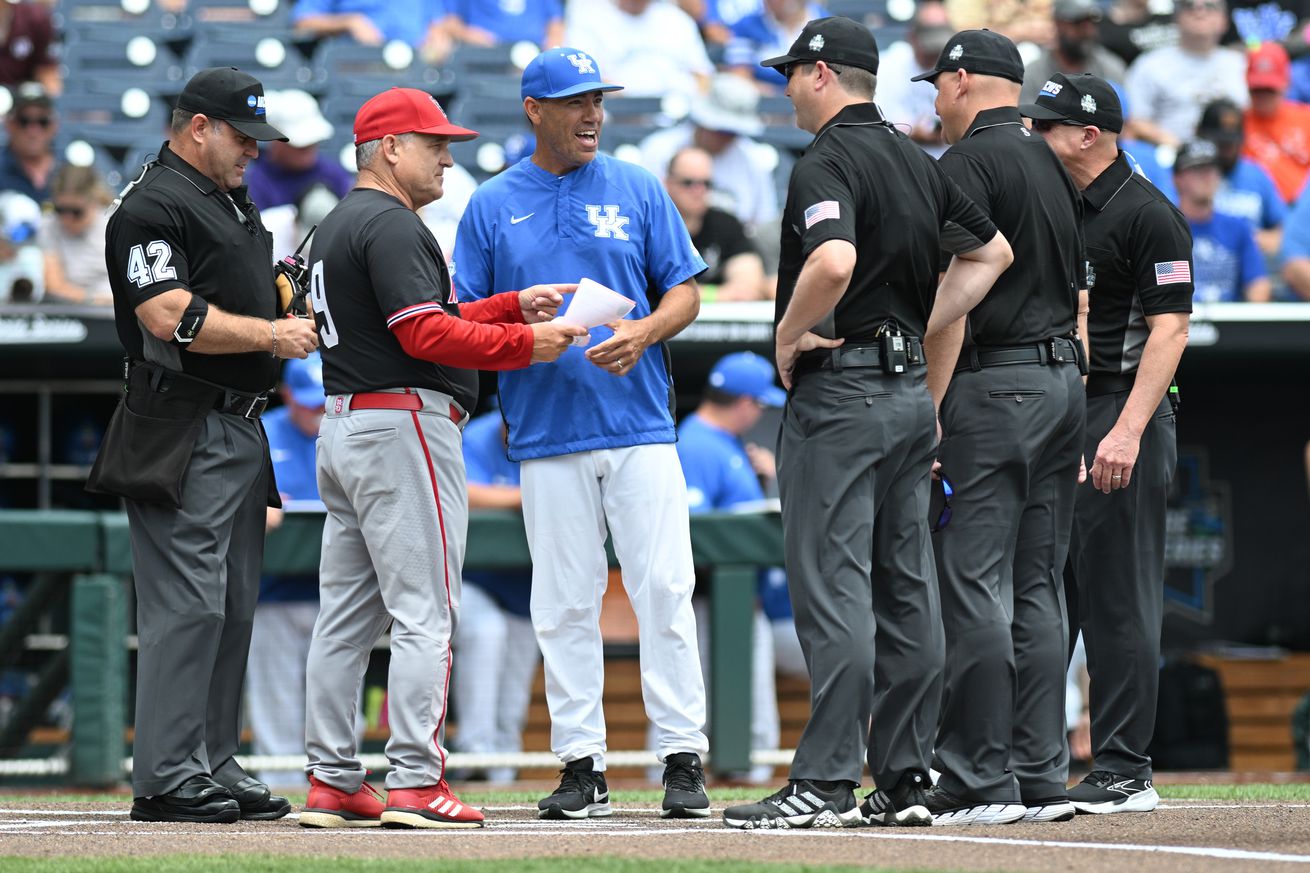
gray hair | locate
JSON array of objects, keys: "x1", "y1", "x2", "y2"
[
  {"x1": 830, "y1": 64, "x2": 877, "y2": 100},
  {"x1": 170, "y1": 109, "x2": 224, "y2": 135},
  {"x1": 355, "y1": 132, "x2": 414, "y2": 170}
]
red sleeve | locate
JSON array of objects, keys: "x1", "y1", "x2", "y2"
[
  {"x1": 390, "y1": 309, "x2": 534, "y2": 370},
  {"x1": 459, "y1": 289, "x2": 525, "y2": 324}
]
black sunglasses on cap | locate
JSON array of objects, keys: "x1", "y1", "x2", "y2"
[{"x1": 930, "y1": 474, "x2": 954, "y2": 533}]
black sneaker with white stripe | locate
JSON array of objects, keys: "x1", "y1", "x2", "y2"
[
  {"x1": 722, "y1": 780, "x2": 862, "y2": 830},
  {"x1": 1022, "y1": 796, "x2": 1076, "y2": 822},
  {"x1": 661, "y1": 752, "x2": 710, "y2": 819},
  {"x1": 1067, "y1": 770, "x2": 1159, "y2": 814},
  {"x1": 925, "y1": 784, "x2": 1026, "y2": 826},
  {"x1": 860, "y1": 769, "x2": 932, "y2": 826},
  {"x1": 537, "y1": 757, "x2": 612, "y2": 820}
]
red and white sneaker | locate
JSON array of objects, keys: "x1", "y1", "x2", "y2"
[
  {"x1": 299, "y1": 775, "x2": 385, "y2": 828},
  {"x1": 381, "y1": 780, "x2": 485, "y2": 829}
]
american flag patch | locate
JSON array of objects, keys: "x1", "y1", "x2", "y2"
[
  {"x1": 804, "y1": 201, "x2": 840, "y2": 229},
  {"x1": 1154, "y1": 260, "x2": 1191, "y2": 285}
]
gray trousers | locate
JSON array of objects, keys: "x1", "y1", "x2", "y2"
[
  {"x1": 128, "y1": 409, "x2": 268, "y2": 797},
  {"x1": 778, "y1": 364, "x2": 944, "y2": 787},
  {"x1": 305, "y1": 390, "x2": 468, "y2": 792},
  {"x1": 932, "y1": 362, "x2": 1085, "y2": 802},
  {"x1": 1065, "y1": 391, "x2": 1176, "y2": 780}
]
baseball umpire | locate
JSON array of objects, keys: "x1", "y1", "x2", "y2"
[
  {"x1": 722, "y1": 17, "x2": 1013, "y2": 830},
  {"x1": 94, "y1": 67, "x2": 317, "y2": 822},
  {"x1": 1024, "y1": 73, "x2": 1192, "y2": 815},
  {"x1": 916, "y1": 30, "x2": 1087, "y2": 826},
  {"x1": 299, "y1": 87, "x2": 583, "y2": 830}
]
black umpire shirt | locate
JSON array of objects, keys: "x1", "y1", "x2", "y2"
[
  {"x1": 938, "y1": 106, "x2": 1083, "y2": 347},
  {"x1": 1081, "y1": 152, "x2": 1193, "y2": 377},
  {"x1": 312, "y1": 188, "x2": 479, "y2": 411},
  {"x1": 105, "y1": 142, "x2": 279, "y2": 394},
  {"x1": 776, "y1": 102, "x2": 998, "y2": 346}
]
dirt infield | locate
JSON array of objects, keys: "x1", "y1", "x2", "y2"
[{"x1": 1, "y1": 798, "x2": 1308, "y2": 872}]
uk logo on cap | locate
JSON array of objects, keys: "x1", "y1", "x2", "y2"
[
  {"x1": 809, "y1": 34, "x2": 825, "y2": 51},
  {"x1": 1081, "y1": 94, "x2": 1097, "y2": 113},
  {"x1": 949, "y1": 44, "x2": 964, "y2": 60},
  {"x1": 567, "y1": 52, "x2": 596, "y2": 75}
]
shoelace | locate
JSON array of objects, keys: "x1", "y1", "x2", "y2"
[
  {"x1": 1083, "y1": 769, "x2": 1117, "y2": 788},
  {"x1": 552, "y1": 766, "x2": 597, "y2": 797},
  {"x1": 665, "y1": 761, "x2": 704, "y2": 793},
  {"x1": 360, "y1": 781, "x2": 385, "y2": 801}
]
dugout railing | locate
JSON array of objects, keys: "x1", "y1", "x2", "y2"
[{"x1": 0, "y1": 508, "x2": 780, "y2": 785}]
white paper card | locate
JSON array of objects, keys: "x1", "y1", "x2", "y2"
[{"x1": 554, "y1": 277, "x2": 634, "y2": 345}]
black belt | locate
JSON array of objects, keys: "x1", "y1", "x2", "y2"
[
  {"x1": 1086, "y1": 372, "x2": 1136, "y2": 396},
  {"x1": 794, "y1": 337, "x2": 925, "y2": 377},
  {"x1": 141, "y1": 362, "x2": 269, "y2": 420},
  {"x1": 956, "y1": 337, "x2": 1081, "y2": 373}
]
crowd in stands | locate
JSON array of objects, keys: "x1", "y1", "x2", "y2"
[{"x1": 0, "y1": 0, "x2": 1306, "y2": 304}]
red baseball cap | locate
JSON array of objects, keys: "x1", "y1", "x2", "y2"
[
  {"x1": 1247, "y1": 42, "x2": 1290, "y2": 91},
  {"x1": 353, "y1": 88, "x2": 478, "y2": 145}
]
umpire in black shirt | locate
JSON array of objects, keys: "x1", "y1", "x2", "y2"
[
  {"x1": 1024, "y1": 73, "x2": 1192, "y2": 816},
  {"x1": 97, "y1": 68, "x2": 319, "y2": 822},
  {"x1": 723, "y1": 16, "x2": 1013, "y2": 831},
  {"x1": 916, "y1": 30, "x2": 1088, "y2": 826}
]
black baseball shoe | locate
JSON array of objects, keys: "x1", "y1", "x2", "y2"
[
  {"x1": 1021, "y1": 795, "x2": 1076, "y2": 822},
  {"x1": 924, "y1": 784, "x2": 1025, "y2": 826},
  {"x1": 722, "y1": 780, "x2": 862, "y2": 830},
  {"x1": 661, "y1": 752, "x2": 710, "y2": 819},
  {"x1": 860, "y1": 769, "x2": 932, "y2": 826},
  {"x1": 130, "y1": 774, "x2": 240, "y2": 823},
  {"x1": 1068, "y1": 770, "x2": 1158, "y2": 814},
  {"x1": 537, "y1": 757, "x2": 612, "y2": 820},
  {"x1": 218, "y1": 775, "x2": 292, "y2": 821}
]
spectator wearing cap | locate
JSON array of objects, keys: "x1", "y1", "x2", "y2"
[
  {"x1": 39, "y1": 165, "x2": 114, "y2": 306},
  {"x1": 1196, "y1": 98, "x2": 1284, "y2": 255},
  {"x1": 0, "y1": 83, "x2": 59, "y2": 204},
  {"x1": 1098, "y1": 0, "x2": 1178, "y2": 66},
  {"x1": 666, "y1": 147, "x2": 767, "y2": 301},
  {"x1": 1021, "y1": 0, "x2": 1127, "y2": 104},
  {"x1": 638, "y1": 72, "x2": 780, "y2": 232},
  {"x1": 293, "y1": 0, "x2": 453, "y2": 63},
  {"x1": 725, "y1": 0, "x2": 828, "y2": 92},
  {"x1": 0, "y1": 2, "x2": 59, "y2": 95},
  {"x1": 566, "y1": 0, "x2": 714, "y2": 102},
  {"x1": 1123, "y1": 0, "x2": 1246, "y2": 147},
  {"x1": 1023, "y1": 72, "x2": 1193, "y2": 816},
  {"x1": 876, "y1": 0, "x2": 953, "y2": 156},
  {"x1": 245, "y1": 353, "x2": 332, "y2": 791},
  {"x1": 670, "y1": 351, "x2": 803, "y2": 784},
  {"x1": 1242, "y1": 42, "x2": 1310, "y2": 203},
  {"x1": 244, "y1": 90, "x2": 353, "y2": 212},
  {"x1": 0, "y1": 190, "x2": 43, "y2": 303},
  {"x1": 1174, "y1": 140, "x2": 1270, "y2": 302},
  {"x1": 442, "y1": 0, "x2": 564, "y2": 49}
]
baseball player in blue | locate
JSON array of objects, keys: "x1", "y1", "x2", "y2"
[{"x1": 454, "y1": 46, "x2": 711, "y2": 820}]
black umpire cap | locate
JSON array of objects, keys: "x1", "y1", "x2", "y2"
[
  {"x1": 760, "y1": 16, "x2": 879, "y2": 75},
  {"x1": 176, "y1": 67, "x2": 288, "y2": 142},
  {"x1": 1019, "y1": 72, "x2": 1124, "y2": 133},
  {"x1": 912, "y1": 29, "x2": 1024, "y2": 84}
]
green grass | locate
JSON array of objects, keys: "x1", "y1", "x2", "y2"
[
  {"x1": 1156, "y1": 783, "x2": 1310, "y2": 802},
  {"x1": 0, "y1": 860, "x2": 951, "y2": 873}
]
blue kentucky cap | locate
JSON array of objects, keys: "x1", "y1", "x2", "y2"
[
  {"x1": 521, "y1": 47, "x2": 625, "y2": 101},
  {"x1": 707, "y1": 352, "x2": 786, "y2": 408}
]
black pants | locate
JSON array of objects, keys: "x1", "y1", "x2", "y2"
[
  {"x1": 128, "y1": 409, "x2": 269, "y2": 797},
  {"x1": 1065, "y1": 391, "x2": 1177, "y2": 780},
  {"x1": 778, "y1": 364, "x2": 944, "y2": 787},
  {"x1": 933, "y1": 362, "x2": 1086, "y2": 802}
]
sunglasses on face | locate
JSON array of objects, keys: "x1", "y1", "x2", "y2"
[
  {"x1": 14, "y1": 115, "x2": 52, "y2": 129},
  {"x1": 781, "y1": 61, "x2": 842, "y2": 80},
  {"x1": 1179, "y1": 1, "x2": 1223, "y2": 10},
  {"x1": 54, "y1": 204, "x2": 86, "y2": 219},
  {"x1": 673, "y1": 177, "x2": 712, "y2": 189},
  {"x1": 1031, "y1": 118, "x2": 1088, "y2": 132}
]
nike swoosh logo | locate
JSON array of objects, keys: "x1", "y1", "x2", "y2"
[{"x1": 510, "y1": 213, "x2": 535, "y2": 224}]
